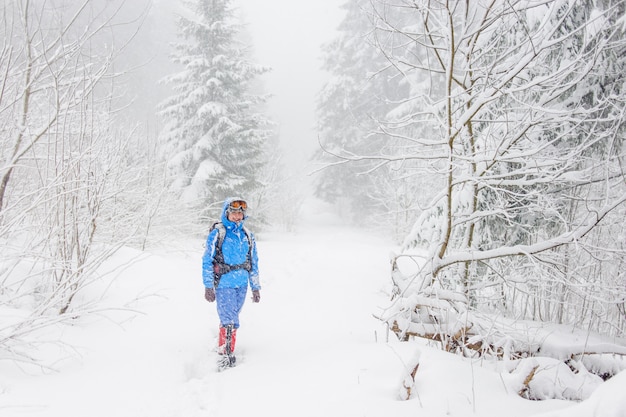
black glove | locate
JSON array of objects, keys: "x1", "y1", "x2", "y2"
[
  {"x1": 252, "y1": 290, "x2": 260, "y2": 303},
  {"x1": 205, "y1": 287, "x2": 216, "y2": 302}
]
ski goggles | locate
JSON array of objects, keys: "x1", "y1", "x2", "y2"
[{"x1": 228, "y1": 200, "x2": 248, "y2": 212}]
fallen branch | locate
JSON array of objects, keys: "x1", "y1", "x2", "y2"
[
  {"x1": 518, "y1": 365, "x2": 539, "y2": 399},
  {"x1": 400, "y1": 353, "x2": 421, "y2": 401}
]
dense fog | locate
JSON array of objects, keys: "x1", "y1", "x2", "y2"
[{"x1": 1, "y1": 1, "x2": 625, "y2": 414}]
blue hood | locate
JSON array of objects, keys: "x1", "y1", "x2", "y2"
[{"x1": 220, "y1": 197, "x2": 248, "y2": 229}]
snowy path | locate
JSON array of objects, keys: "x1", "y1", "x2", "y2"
[
  {"x1": 2, "y1": 209, "x2": 624, "y2": 416},
  {"x1": 169, "y1": 221, "x2": 400, "y2": 416},
  {"x1": 1, "y1": 214, "x2": 404, "y2": 417}
]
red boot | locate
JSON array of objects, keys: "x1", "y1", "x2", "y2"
[
  {"x1": 218, "y1": 326, "x2": 226, "y2": 354},
  {"x1": 218, "y1": 325, "x2": 237, "y2": 355},
  {"x1": 231, "y1": 328, "x2": 237, "y2": 353}
]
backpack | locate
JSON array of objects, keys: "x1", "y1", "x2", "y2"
[{"x1": 210, "y1": 222, "x2": 253, "y2": 288}]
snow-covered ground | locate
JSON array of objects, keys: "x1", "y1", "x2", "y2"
[{"x1": 1, "y1": 202, "x2": 624, "y2": 417}]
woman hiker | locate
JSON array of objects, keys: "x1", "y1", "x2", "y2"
[{"x1": 202, "y1": 197, "x2": 261, "y2": 368}]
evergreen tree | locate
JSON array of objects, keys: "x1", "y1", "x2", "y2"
[
  {"x1": 314, "y1": 0, "x2": 413, "y2": 231},
  {"x1": 159, "y1": 0, "x2": 271, "y2": 218}
]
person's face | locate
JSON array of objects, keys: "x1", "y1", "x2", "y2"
[{"x1": 227, "y1": 210, "x2": 244, "y2": 222}]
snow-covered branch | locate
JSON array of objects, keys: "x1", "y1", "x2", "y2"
[
  {"x1": 434, "y1": 192, "x2": 626, "y2": 274},
  {"x1": 361, "y1": 0, "x2": 626, "y2": 364}
]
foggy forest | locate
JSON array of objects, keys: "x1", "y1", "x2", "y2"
[{"x1": 1, "y1": 0, "x2": 626, "y2": 415}]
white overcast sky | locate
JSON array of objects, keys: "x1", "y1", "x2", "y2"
[{"x1": 237, "y1": 0, "x2": 346, "y2": 176}]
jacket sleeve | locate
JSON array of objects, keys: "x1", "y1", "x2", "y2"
[
  {"x1": 248, "y1": 232, "x2": 261, "y2": 291},
  {"x1": 202, "y1": 229, "x2": 220, "y2": 289}
]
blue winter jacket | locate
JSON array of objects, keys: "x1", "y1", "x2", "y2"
[{"x1": 202, "y1": 198, "x2": 260, "y2": 290}]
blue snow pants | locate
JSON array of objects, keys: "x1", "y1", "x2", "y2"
[{"x1": 216, "y1": 287, "x2": 248, "y2": 329}]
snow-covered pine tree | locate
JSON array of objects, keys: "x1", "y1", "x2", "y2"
[
  {"x1": 159, "y1": 0, "x2": 271, "y2": 219},
  {"x1": 314, "y1": 0, "x2": 422, "y2": 236},
  {"x1": 314, "y1": 0, "x2": 377, "y2": 216}
]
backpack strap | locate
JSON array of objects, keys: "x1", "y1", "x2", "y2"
[
  {"x1": 241, "y1": 226, "x2": 253, "y2": 260},
  {"x1": 212, "y1": 222, "x2": 227, "y2": 262}
]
